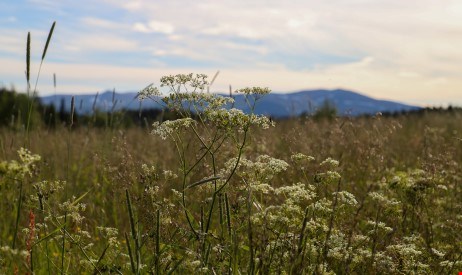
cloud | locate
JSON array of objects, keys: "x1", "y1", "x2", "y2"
[{"x1": 133, "y1": 21, "x2": 175, "y2": 34}]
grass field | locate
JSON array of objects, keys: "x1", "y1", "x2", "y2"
[{"x1": 1, "y1": 83, "x2": 461, "y2": 274}]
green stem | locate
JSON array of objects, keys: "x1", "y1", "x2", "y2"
[{"x1": 12, "y1": 180, "x2": 23, "y2": 249}]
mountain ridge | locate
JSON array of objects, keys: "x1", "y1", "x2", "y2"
[{"x1": 40, "y1": 89, "x2": 421, "y2": 117}]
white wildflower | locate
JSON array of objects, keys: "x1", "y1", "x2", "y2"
[
  {"x1": 151, "y1": 118, "x2": 196, "y2": 140},
  {"x1": 138, "y1": 83, "x2": 162, "y2": 100},
  {"x1": 369, "y1": 192, "x2": 400, "y2": 207},
  {"x1": 320, "y1": 157, "x2": 339, "y2": 168},
  {"x1": 163, "y1": 170, "x2": 178, "y2": 180},
  {"x1": 334, "y1": 191, "x2": 358, "y2": 206},
  {"x1": 171, "y1": 189, "x2": 183, "y2": 200},
  {"x1": 366, "y1": 220, "x2": 393, "y2": 234},
  {"x1": 235, "y1": 87, "x2": 271, "y2": 95},
  {"x1": 431, "y1": 248, "x2": 445, "y2": 258},
  {"x1": 275, "y1": 182, "x2": 316, "y2": 203},
  {"x1": 291, "y1": 153, "x2": 315, "y2": 162}
]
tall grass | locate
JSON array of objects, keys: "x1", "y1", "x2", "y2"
[
  {"x1": 1, "y1": 24, "x2": 462, "y2": 274},
  {"x1": 1, "y1": 107, "x2": 461, "y2": 273}
]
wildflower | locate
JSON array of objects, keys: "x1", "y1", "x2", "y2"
[
  {"x1": 205, "y1": 108, "x2": 273, "y2": 131},
  {"x1": 320, "y1": 157, "x2": 339, "y2": 168},
  {"x1": 352, "y1": 248, "x2": 372, "y2": 263},
  {"x1": 171, "y1": 189, "x2": 182, "y2": 200},
  {"x1": 365, "y1": 220, "x2": 393, "y2": 234},
  {"x1": 138, "y1": 83, "x2": 162, "y2": 100},
  {"x1": 163, "y1": 170, "x2": 178, "y2": 180},
  {"x1": 190, "y1": 73, "x2": 209, "y2": 89},
  {"x1": 151, "y1": 118, "x2": 196, "y2": 140},
  {"x1": 431, "y1": 248, "x2": 445, "y2": 258},
  {"x1": 326, "y1": 171, "x2": 341, "y2": 181},
  {"x1": 275, "y1": 182, "x2": 316, "y2": 203},
  {"x1": 0, "y1": 148, "x2": 41, "y2": 178},
  {"x1": 160, "y1": 75, "x2": 176, "y2": 87},
  {"x1": 250, "y1": 181, "x2": 273, "y2": 194},
  {"x1": 58, "y1": 197, "x2": 86, "y2": 224},
  {"x1": 436, "y1": 185, "x2": 448, "y2": 191},
  {"x1": 369, "y1": 192, "x2": 400, "y2": 207},
  {"x1": 18, "y1": 147, "x2": 41, "y2": 166},
  {"x1": 334, "y1": 191, "x2": 358, "y2": 206},
  {"x1": 97, "y1": 226, "x2": 120, "y2": 247},
  {"x1": 31, "y1": 180, "x2": 65, "y2": 203},
  {"x1": 310, "y1": 198, "x2": 333, "y2": 215},
  {"x1": 291, "y1": 153, "x2": 315, "y2": 162},
  {"x1": 160, "y1": 73, "x2": 209, "y2": 90},
  {"x1": 235, "y1": 87, "x2": 271, "y2": 95}
]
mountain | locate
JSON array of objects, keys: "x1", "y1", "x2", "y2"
[
  {"x1": 230, "y1": 89, "x2": 420, "y2": 117},
  {"x1": 40, "y1": 89, "x2": 421, "y2": 118}
]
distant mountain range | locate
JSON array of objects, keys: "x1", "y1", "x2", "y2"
[{"x1": 40, "y1": 89, "x2": 421, "y2": 118}]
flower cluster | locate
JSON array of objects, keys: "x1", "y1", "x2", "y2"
[
  {"x1": 235, "y1": 87, "x2": 271, "y2": 95},
  {"x1": 151, "y1": 118, "x2": 196, "y2": 140},
  {"x1": 162, "y1": 92, "x2": 234, "y2": 112},
  {"x1": 0, "y1": 148, "x2": 41, "y2": 179},
  {"x1": 160, "y1": 73, "x2": 209, "y2": 90},
  {"x1": 138, "y1": 83, "x2": 162, "y2": 100},
  {"x1": 205, "y1": 108, "x2": 274, "y2": 131}
]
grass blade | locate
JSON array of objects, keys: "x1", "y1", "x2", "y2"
[
  {"x1": 125, "y1": 232, "x2": 136, "y2": 274},
  {"x1": 12, "y1": 181, "x2": 23, "y2": 249},
  {"x1": 93, "y1": 244, "x2": 109, "y2": 275},
  {"x1": 167, "y1": 258, "x2": 184, "y2": 275},
  {"x1": 61, "y1": 213, "x2": 67, "y2": 275},
  {"x1": 70, "y1": 96, "x2": 75, "y2": 128},
  {"x1": 32, "y1": 224, "x2": 66, "y2": 247},
  {"x1": 186, "y1": 176, "x2": 220, "y2": 190},
  {"x1": 42, "y1": 21, "x2": 56, "y2": 61},
  {"x1": 70, "y1": 189, "x2": 90, "y2": 207},
  {"x1": 225, "y1": 193, "x2": 231, "y2": 237},
  {"x1": 155, "y1": 209, "x2": 160, "y2": 275},
  {"x1": 125, "y1": 189, "x2": 140, "y2": 274},
  {"x1": 26, "y1": 32, "x2": 30, "y2": 89}
]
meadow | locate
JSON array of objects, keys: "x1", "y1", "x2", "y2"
[
  {"x1": 1, "y1": 23, "x2": 461, "y2": 274},
  {"x1": 0, "y1": 75, "x2": 461, "y2": 274}
]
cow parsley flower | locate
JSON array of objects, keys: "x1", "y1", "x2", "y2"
[
  {"x1": 138, "y1": 83, "x2": 162, "y2": 100},
  {"x1": 334, "y1": 191, "x2": 358, "y2": 206},
  {"x1": 235, "y1": 87, "x2": 271, "y2": 95},
  {"x1": 369, "y1": 192, "x2": 400, "y2": 207},
  {"x1": 291, "y1": 153, "x2": 315, "y2": 162},
  {"x1": 204, "y1": 108, "x2": 273, "y2": 131},
  {"x1": 366, "y1": 220, "x2": 393, "y2": 234},
  {"x1": 275, "y1": 182, "x2": 316, "y2": 203},
  {"x1": 320, "y1": 157, "x2": 339, "y2": 168},
  {"x1": 151, "y1": 118, "x2": 196, "y2": 140}
]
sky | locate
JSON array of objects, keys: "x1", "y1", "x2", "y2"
[{"x1": 1, "y1": 0, "x2": 462, "y2": 106}]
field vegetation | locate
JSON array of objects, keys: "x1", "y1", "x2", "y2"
[
  {"x1": 1, "y1": 76, "x2": 461, "y2": 274},
  {"x1": 0, "y1": 23, "x2": 461, "y2": 274}
]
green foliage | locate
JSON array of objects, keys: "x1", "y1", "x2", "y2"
[
  {"x1": 0, "y1": 88, "x2": 44, "y2": 130},
  {"x1": 314, "y1": 99, "x2": 337, "y2": 120}
]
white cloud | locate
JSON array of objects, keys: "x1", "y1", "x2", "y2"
[{"x1": 133, "y1": 21, "x2": 174, "y2": 34}]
